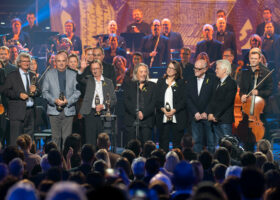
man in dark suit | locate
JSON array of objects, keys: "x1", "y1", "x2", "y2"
[
  {"x1": 140, "y1": 19, "x2": 170, "y2": 67},
  {"x1": 126, "y1": 9, "x2": 150, "y2": 35},
  {"x1": 180, "y1": 47, "x2": 194, "y2": 84},
  {"x1": 186, "y1": 59, "x2": 217, "y2": 153},
  {"x1": 195, "y1": 24, "x2": 223, "y2": 63},
  {"x1": 9, "y1": 18, "x2": 31, "y2": 50},
  {"x1": 256, "y1": 7, "x2": 280, "y2": 37},
  {"x1": 79, "y1": 59, "x2": 116, "y2": 147},
  {"x1": 3, "y1": 52, "x2": 40, "y2": 145},
  {"x1": 77, "y1": 47, "x2": 116, "y2": 88},
  {"x1": 161, "y1": 18, "x2": 184, "y2": 50},
  {"x1": 208, "y1": 59, "x2": 237, "y2": 146},
  {"x1": 124, "y1": 63, "x2": 156, "y2": 146},
  {"x1": 214, "y1": 18, "x2": 237, "y2": 60},
  {"x1": 213, "y1": 9, "x2": 235, "y2": 33}
]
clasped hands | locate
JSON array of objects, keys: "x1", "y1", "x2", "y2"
[
  {"x1": 55, "y1": 98, "x2": 68, "y2": 106},
  {"x1": 161, "y1": 108, "x2": 176, "y2": 118},
  {"x1": 195, "y1": 112, "x2": 217, "y2": 122},
  {"x1": 19, "y1": 85, "x2": 37, "y2": 100}
]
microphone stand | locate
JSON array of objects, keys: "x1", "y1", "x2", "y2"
[{"x1": 135, "y1": 81, "x2": 140, "y2": 139}]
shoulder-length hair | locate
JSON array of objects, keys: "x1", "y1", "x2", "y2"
[
  {"x1": 164, "y1": 60, "x2": 182, "y2": 80},
  {"x1": 132, "y1": 63, "x2": 150, "y2": 81}
]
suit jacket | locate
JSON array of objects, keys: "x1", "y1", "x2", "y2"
[
  {"x1": 256, "y1": 20, "x2": 280, "y2": 37},
  {"x1": 239, "y1": 64, "x2": 273, "y2": 101},
  {"x1": 42, "y1": 68, "x2": 81, "y2": 116},
  {"x1": 163, "y1": 31, "x2": 184, "y2": 49},
  {"x1": 79, "y1": 76, "x2": 116, "y2": 115},
  {"x1": 124, "y1": 80, "x2": 156, "y2": 127},
  {"x1": 3, "y1": 69, "x2": 40, "y2": 120},
  {"x1": 261, "y1": 33, "x2": 280, "y2": 68},
  {"x1": 208, "y1": 76, "x2": 237, "y2": 123},
  {"x1": 156, "y1": 78, "x2": 187, "y2": 130},
  {"x1": 140, "y1": 34, "x2": 170, "y2": 67},
  {"x1": 195, "y1": 39, "x2": 223, "y2": 62},
  {"x1": 181, "y1": 62, "x2": 194, "y2": 84},
  {"x1": 186, "y1": 73, "x2": 217, "y2": 118},
  {"x1": 213, "y1": 31, "x2": 237, "y2": 59}
]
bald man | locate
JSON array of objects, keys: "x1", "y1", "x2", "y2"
[
  {"x1": 213, "y1": 18, "x2": 237, "y2": 60},
  {"x1": 194, "y1": 24, "x2": 222, "y2": 63},
  {"x1": 161, "y1": 18, "x2": 183, "y2": 49}
]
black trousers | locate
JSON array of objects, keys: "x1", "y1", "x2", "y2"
[
  {"x1": 10, "y1": 107, "x2": 34, "y2": 145},
  {"x1": 125, "y1": 125, "x2": 152, "y2": 147},
  {"x1": 159, "y1": 122, "x2": 184, "y2": 152},
  {"x1": 84, "y1": 109, "x2": 103, "y2": 148}
]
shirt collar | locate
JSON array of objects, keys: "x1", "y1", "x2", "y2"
[
  {"x1": 220, "y1": 75, "x2": 228, "y2": 83},
  {"x1": 19, "y1": 68, "x2": 27, "y2": 75},
  {"x1": 197, "y1": 74, "x2": 206, "y2": 80},
  {"x1": 95, "y1": 75, "x2": 104, "y2": 82}
]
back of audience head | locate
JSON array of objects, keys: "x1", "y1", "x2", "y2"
[
  {"x1": 257, "y1": 139, "x2": 273, "y2": 162},
  {"x1": 69, "y1": 171, "x2": 86, "y2": 185},
  {"x1": 2, "y1": 146, "x2": 22, "y2": 165},
  {"x1": 121, "y1": 149, "x2": 136, "y2": 165},
  {"x1": 192, "y1": 181, "x2": 226, "y2": 200},
  {"x1": 9, "y1": 157, "x2": 24, "y2": 179},
  {"x1": 5, "y1": 181, "x2": 38, "y2": 200},
  {"x1": 150, "y1": 173, "x2": 172, "y2": 193},
  {"x1": 212, "y1": 163, "x2": 227, "y2": 183},
  {"x1": 81, "y1": 144, "x2": 95, "y2": 164},
  {"x1": 63, "y1": 133, "x2": 81, "y2": 155},
  {"x1": 214, "y1": 147, "x2": 230, "y2": 166},
  {"x1": 143, "y1": 140, "x2": 156, "y2": 158},
  {"x1": 225, "y1": 165, "x2": 242, "y2": 178},
  {"x1": 241, "y1": 152, "x2": 256, "y2": 167},
  {"x1": 151, "y1": 148, "x2": 166, "y2": 167},
  {"x1": 172, "y1": 148, "x2": 184, "y2": 161},
  {"x1": 182, "y1": 148, "x2": 197, "y2": 162},
  {"x1": 145, "y1": 156, "x2": 160, "y2": 176},
  {"x1": 172, "y1": 161, "x2": 195, "y2": 190},
  {"x1": 149, "y1": 179, "x2": 169, "y2": 198},
  {"x1": 199, "y1": 150, "x2": 213, "y2": 170},
  {"x1": 46, "y1": 181, "x2": 87, "y2": 200},
  {"x1": 264, "y1": 169, "x2": 280, "y2": 189},
  {"x1": 86, "y1": 171, "x2": 105, "y2": 189},
  {"x1": 115, "y1": 157, "x2": 131, "y2": 177},
  {"x1": 97, "y1": 132, "x2": 110, "y2": 150},
  {"x1": 222, "y1": 176, "x2": 241, "y2": 200},
  {"x1": 0, "y1": 163, "x2": 9, "y2": 181},
  {"x1": 190, "y1": 160, "x2": 204, "y2": 185},
  {"x1": 164, "y1": 151, "x2": 179, "y2": 173},
  {"x1": 47, "y1": 149, "x2": 62, "y2": 167},
  {"x1": 264, "y1": 187, "x2": 280, "y2": 200},
  {"x1": 180, "y1": 134, "x2": 193, "y2": 150},
  {"x1": 16, "y1": 134, "x2": 32, "y2": 151},
  {"x1": 132, "y1": 157, "x2": 146, "y2": 180},
  {"x1": 95, "y1": 149, "x2": 111, "y2": 168},
  {"x1": 93, "y1": 159, "x2": 108, "y2": 177},
  {"x1": 44, "y1": 142, "x2": 58, "y2": 154},
  {"x1": 240, "y1": 167, "x2": 265, "y2": 200},
  {"x1": 254, "y1": 151, "x2": 268, "y2": 169},
  {"x1": 127, "y1": 139, "x2": 142, "y2": 157},
  {"x1": 262, "y1": 162, "x2": 277, "y2": 173},
  {"x1": 38, "y1": 180, "x2": 55, "y2": 198}
]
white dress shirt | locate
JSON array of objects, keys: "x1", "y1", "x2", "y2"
[
  {"x1": 19, "y1": 68, "x2": 34, "y2": 107},
  {"x1": 197, "y1": 74, "x2": 205, "y2": 96},
  {"x1": 92, "y1": 75, "x2": 105, "y2": 108},
  {"x1": 163, "y1": 80, "x2": 177, "y2": 123}
]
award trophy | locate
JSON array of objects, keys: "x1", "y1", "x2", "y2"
[
  {"x1": 165, "y1": 102, "x2": 172, "y2": 122},
  {"x1": 56, "y1": 92, "x2": 65, "y2": 112},
  {"x1": 95, "y1": 94, "x2": 101, "y2": 115},
  {"x1": 29, "y1": 76, "x2": 37, "y2": 97},
  {"x1": 105, "y1": 93, "x2": 111, "y2": 116}
]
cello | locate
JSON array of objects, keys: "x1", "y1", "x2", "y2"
[{"x1": 237, "y1": 67, "x2": 274, "y2": 142}]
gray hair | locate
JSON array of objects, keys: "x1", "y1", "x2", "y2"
[
  {"x1": 15, "y1": 52, "x2": 31, "y2": 67},
  {"x1": 203, "y1": 24, "x2": 214, "y2": 31},
  {"x1": 5, "y1": 181, "x2": 38, "y2": 200},
  {"x1": 164, "y1": 151, "x2": 180, "y2": 173},
  {"x1": 131, "y1": 157, "x2": 146, "y2": 178},
  {"x1": 216, "y1": 59, "x2": 231, "y2": 75},
  {"x1": 46, "y1": 181, "x2": 86, "y2": 200},
  {"x1": 132, "y1": 63, "x2": 150, "y2": 81}
]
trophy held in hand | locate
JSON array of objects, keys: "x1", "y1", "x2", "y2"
[
  {"x1": 95, "y1": 93, "x2": 101, "y2": 115},
  {"x1": 57, "y1": 92, "x2": 65, "y2": 112},
  {"x1": 165, "y1": 102, "x2": 172, "y2": 122}
]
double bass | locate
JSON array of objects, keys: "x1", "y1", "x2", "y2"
[{"x1": 236, "y1": 67, "x2": 274, "y2": 142}]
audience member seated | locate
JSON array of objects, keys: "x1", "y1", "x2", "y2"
[
  {"x1": 95, "y1": 149, "x2": 111, "y2": 168},
  {"x1": 120, "y1": 149, "x2": 136, "y2": 165},
  {"x1": 240, "y1": 152, "x2": 256, "y2": 168},
  {"x1": 163, "y1": 151, "x2": 179, "y2": 176},
  {"x1": 214, "y1": 147, "x2": 231, "y2": 167},
  {"x1": 5, "y1": 181, "x2": 38, "y2": 200},
  {"x1": 142, "y1": 140, "x2": 157, "y2": 158},
  {"x1": 144, "y1": 156, "x2": 160, "y2": 184},
  {"x1": 131, "y1": 157, "x2": 146, "y2": 181},
  {"x1": 257, "y1": 139, "x2": 274, "y2": 162},
  {"x1": 8, "y1": 158, "x2": 24, "y2": 179},
  {"x1": 198, "y1": 151, "x2": 214, "y2": 182},
  {"x1": 127, "y1": 139, "x2": 142, "y2": 158},
  {"x1": 212, "y1": 163, "x2": 227, "y2": 184},
  {"x1": 190, "y1": 160, "x2": 204, "y2": 186}
]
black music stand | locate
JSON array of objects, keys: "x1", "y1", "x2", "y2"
[
  {"x1": 120, "y1": 32, "x2": 145, "y2": 52},
  {"x1": 29, "y1": 31, "x2": 59, "y2": 45},
  {"x1": 100, "y1": 114, "x2": 118, "y2": 152}
]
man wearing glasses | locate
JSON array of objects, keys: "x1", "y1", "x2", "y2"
[
  {"x1": 186, "y1": 59, "x2": 217, "y2": 153},
  {"x1": 3, "y1": 52, "x2": 40, "y2": 145}
]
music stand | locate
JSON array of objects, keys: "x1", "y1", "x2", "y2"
[
  {"x1": 30, "y1": 31, "x2": 59, "y2": 45},
  {"x1": 120, "y1": 32, "x2": 145, "y2": 52},
  {"x1": 100, "y1": 114, "x2": 118, "y2": 152}
]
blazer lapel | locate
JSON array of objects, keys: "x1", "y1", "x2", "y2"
[{"x1": 16, "y1": 70, "x2": 26, "y2": 92}]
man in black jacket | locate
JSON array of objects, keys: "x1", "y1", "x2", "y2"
[
  {"x1": 186, "y1": 59, "x2": 217, "y2": 153},
  {"x1": 208, "y1": 59, "x2": 237, "y2": 146},
  {"x1": 256, "y1": 7, "x2": 280, "y2": 37}
]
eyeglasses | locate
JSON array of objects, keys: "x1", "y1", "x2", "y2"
[
  {"x1": 20, "y1": 60, "x2": 30, "y2": 63},
  {"x1": 92, "y1": 67, "x2": 101, "y2": 71},
  {"x1": 194, "y1": 67, "x2": 206, "y2": 71},
  {"x1": 167, "y1": 66, "x2": 176, "y2": 70}
]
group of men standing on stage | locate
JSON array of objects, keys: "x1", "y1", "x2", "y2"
[{"x1": 0, "y1": 7, "x2": 277, "y2": 153}]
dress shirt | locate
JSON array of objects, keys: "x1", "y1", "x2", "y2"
[
  {"x1": 19, "y1": 68, "x2": 34, "y2": 107},
  {"x1": 91, "y1": 76, "x2": 104, "y2": 108},
  {"x1": 163, "y1": 80, "x2": 177, "y2": 123},
  {"x1": 197, "y1": 74, "x2": 205, "y2": 96}
]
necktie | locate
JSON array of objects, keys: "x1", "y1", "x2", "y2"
[{"x1": 24, "y1": 73, "x2": 30, "y2": 94}]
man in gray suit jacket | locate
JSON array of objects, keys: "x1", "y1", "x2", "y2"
[
  {"x1": 42, "y1": 51, "x2": 81, "y2": 149},
  {"x1": 79, "y1": 59, "x2": 116, "y2": 147}
]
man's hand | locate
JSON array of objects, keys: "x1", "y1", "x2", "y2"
[
  {"x1": 252, "y1": 89, "x2": 258, "y2": 96},
  {"x1": 241, "y1": 95, "x2": 247, "y2": 103},
  {"x1": 132, "y1": 26, "x2": 140, "y2": 33},
  {"x1": 20, "y1": 93, "x2": 29, "y2": 100},
  {"x1": 208, "y1": 114, "x2": 215, "y2": 121},
  {"x1": 55, "y1": 99, "x2": 64, "y2": 106},
  {"x1": 29, "y1": 85, "x2": 36, "y2": 93},
  {"x1": 194, "y1": 112, "x2": 201, "y2": 121},
  {"x1": 96, "y1": 104, "x2": 104, "y2": 112},
  {"x1": 150, "y1": 51, "x2": 157, "y2": 57},
  {"x1": 166, "y1": 109, "x2": 176, "y2": 118},
  {"x1": 138, "y1": 111, "x2": 144, "y2": 120},
  {"x1": 201, "y1": 112, "x2": 208, "y2": 120},
  {"x1": 80, "y1": 56, "x2": 87, "y2": 73}
]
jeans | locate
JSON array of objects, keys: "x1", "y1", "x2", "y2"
[
  {"x1": 212, "y1": 123, "x2": 232, "y2": 146},
  {"x1": 192, "y1": 119, "x2": 215, "y2": 153}
]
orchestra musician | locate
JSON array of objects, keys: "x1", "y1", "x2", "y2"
[
  {"x1": 126, "y1": 9, "x2": 150, "y2": 35},
  {"x1": 9, "y1": 18, "x2": 31, "y2": 50}
]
